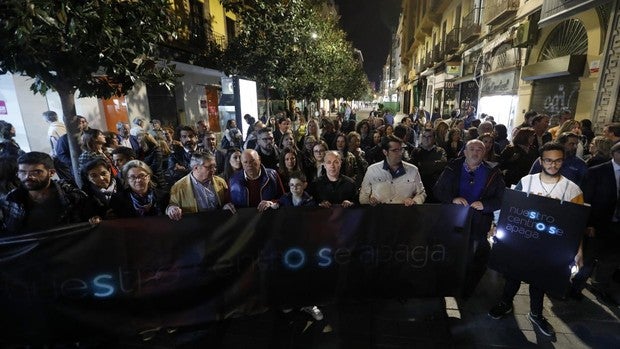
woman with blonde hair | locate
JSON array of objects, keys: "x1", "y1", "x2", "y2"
[{"x1": 556, "y1": 119, "x2": 585, "y2": 158}]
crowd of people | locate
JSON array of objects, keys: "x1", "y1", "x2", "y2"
[{"x1": 0, "y1": 108, "x2": 619, "y2": 336}]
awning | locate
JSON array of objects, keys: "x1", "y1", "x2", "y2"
[
  {"x1": 453, "y1": 74, "x2": 475, "y2": 84},
  {"x1": 521, "y1": 55, "x2": 586, "y2": 81},
  {"x1": 539, "y1": 0, "x2": 614, "y2": 28}
]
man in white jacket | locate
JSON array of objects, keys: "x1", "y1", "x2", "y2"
[{"x1": 359, "y1": 135, "x2": 426, "y2": 206}]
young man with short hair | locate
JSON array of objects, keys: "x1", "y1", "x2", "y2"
[{"x1": 489, "y1": 142, "x2": 583, "y2": 337}]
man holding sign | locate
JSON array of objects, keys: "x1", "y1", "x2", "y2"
[{"x1": 489, "y1": 142, "x2": 584, "y2": 337}]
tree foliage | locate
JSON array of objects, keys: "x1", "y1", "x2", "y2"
[
  {"x1": 0, "y1": 0, "x2": 182, "y2": 185},
  {"x1": 220, "y1": 0, "x2": 369, "y2": 101},
  {"x1": 0, "y1": 0, "x2": 180, "y2": 98}
]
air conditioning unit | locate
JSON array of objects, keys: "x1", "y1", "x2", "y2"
[{"x1": 514, "y1": 20, "x2": 538, "y2": 48}]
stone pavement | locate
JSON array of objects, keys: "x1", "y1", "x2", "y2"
[{"x1": 119, "y1": 268, "x2": 620, "y2": 348}]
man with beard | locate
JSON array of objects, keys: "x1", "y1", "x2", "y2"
[
  {"x1": 166, "y1": 126, "x2": 199, "y2": 185},
  {"x1": 116, "y1": 122, "x2": 140, "y2": 152},
  {"x1": 489, "y1": 142, "x2": 583, "y2": 337},
  {"x1": 529, "y1": 132, "x2": 587, "y2": 188},
  {"x1": 0, "y1": 152, "x2": 97, "y2": 235},
  {"x1": 254, "y1": 127, "x2": 279, "y2": 170}
]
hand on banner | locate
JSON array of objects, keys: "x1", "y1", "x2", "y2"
[
  {"x1": 341, "y1": 200, "x2": 354, "y2": 208},
  {"x1": 166, "y1": 205, "x2": 183, "y2": 221},
  {"x1": 258, "y1": 200, "x2": 279, "y2": 212},
  {"x1": 470, "y1": 201, "x2": 484, "y2": 210},
  {"x1": 368, "y1": 196, "x2": 380, "y2": 206},
  {"x1": 88, "y1": 216, "x2": 102, "y2": 225},
  {"x1": 452, "y1": 197, "x2": 469, "y2": 206},
  {"x1": 223, "y1": 203, "x2": 237, "y2": 214},
  {"x1": 319, "y1": 200, "x2": 332, "y2": 208},
  {"x1": 403, "y1": 197, "x2": 417, "y2": 206}
]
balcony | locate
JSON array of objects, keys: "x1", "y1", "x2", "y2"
[
  {"x1": 484, "y1": 0, "x2": 519, "y2": 26},
  {"x1": 461, "y1": 7, "x2": 481, "y2": 44},
  {"x1": 445, "y1": 28, "x2": 460, "y2": 54},
  {"x1": 489, "y1": 48, "x2": 520, "y2": 72},
  {"x1": 432, "y1": 44, "x2": 443, "y2": 63}
]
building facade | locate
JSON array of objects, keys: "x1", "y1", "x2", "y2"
[{"x1": 398, "y1": 0, "x2": 618, "y2": 133}]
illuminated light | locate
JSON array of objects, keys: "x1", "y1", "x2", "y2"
[
  {"x1": 495, "y1": 229, "x2": 505, "y2": 240},
  {"x1": 535, "y1": 222, "x2": 546, "y2": 232},
  {"x1": 92, "y1": 274, "x2": 115, "y2": 298},
  {"x1": 283, "y1": 248, "x2": 306, "y2": 270}
]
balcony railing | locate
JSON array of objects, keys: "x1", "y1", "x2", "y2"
[
  {"x1": 489, "y1": 48, "x2": 520, "y2": 71},
  {"x1": 445, "y1": 28, "x2": 460, "y2": 54},
  {"x1": 426, "y1": 51, "x2": 432, "y2": 68},
  {"x1": 484, "y1": 0, "x2": 519, "y2": 26},
  {"x1": 461, "y1": 7, "x2": 481, "y2": 43},
  {"x1": 432, "y1": 43, "x2": 443, "y2": 62},
  {"x1": 208, "y1": 31, "x2": 228, "y2": 49}
]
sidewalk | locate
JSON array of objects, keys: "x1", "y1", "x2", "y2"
[{"x1": 125, "y1": 268, "x2": 620, "y2": 348}]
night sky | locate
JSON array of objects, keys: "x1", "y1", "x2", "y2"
[{"x1": 334, "y1": 0, "x2": 401, "y2": 86}]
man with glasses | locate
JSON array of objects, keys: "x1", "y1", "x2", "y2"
[
  {"x1": 410, "y1": 129, "x2": 447, "y2": 203},
  {"x1": 359, "y1": 135, "x2": 426, "y2": 206},
  {"x1": 1, "y1": 152, "x2": 97, "y2": 235},
  {"x1": 255, "y1": 127, "x2": 279, "y2": 170},
  {"x1": 434, "y1": 139, "x2": 505, "y2": 297},
  {"x1": 166, "y1": 153, "x2": 235, "y2": 220},
  {"x1": 489, "y1": 142, "x2": 583, "y2": 337},
  {"x1": 529, "y1": 132, "x2": 587, "y2": 188}
]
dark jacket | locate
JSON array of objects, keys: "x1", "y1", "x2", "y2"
[
  {"x1": 499, "y1": 145, "x2": 539, "y2": 187},
  {"x1": 583, "y1": 161, "x2": 618, "y2": 236},
  {"x1": 117, "y1": 134, "x2": 140, "y2": 152},
  {"x1": 108, "y1": 188, "x2": 169, "y2": 218},
  {"x1": 312, "y1": 175, "x2": 358, "y2": 204},
  {"x1": 433, "y1": 157, "x2": 505, "y2": 241},
  {"x1": 166, "y1": 146, "x2": 193, "y2": 186},
  {"x1": 229, "y1": 165, "x2": 284, "y2": 207},
  {"x1": 0, "y1": 180, "x2": 92, "y2": 235},
  {"x1": 278, "y1": 192, "x2": 317, "y2": 207}
]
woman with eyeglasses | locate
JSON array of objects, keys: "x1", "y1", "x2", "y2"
[
  {"x1": 109, "y1": 160, "x2": 169, "y2": 217},
  {"x1": 80, "y1": 158, "x2": 122, "y2": 218}
]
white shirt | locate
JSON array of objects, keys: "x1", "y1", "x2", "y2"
[
  {"x1": 516, "y1": 174, "x2": 583, "y2": 203},
  {"x1": 359, "y1": 161, "x2": 426, "y2": 204}
]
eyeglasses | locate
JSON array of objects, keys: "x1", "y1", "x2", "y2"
[
  {"x1": 388, "y1": 148, "x2": 404, "y2": 153},
  {"x1": 541, "y1": 158, "x2": 563, "y2": 165},
  {"x1": 201, "y1": 164, "x2": 217, "y2": 170},
  {"x1": 128, "y1": 173, "x2": 149, "y2": 182},
  {"x1": 17, "y1": 169, "x2": 46, "y2": 177}
]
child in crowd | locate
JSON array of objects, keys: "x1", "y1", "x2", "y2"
[{"x1": 278, "y1": 171, "x2": 316, "y2": 207}]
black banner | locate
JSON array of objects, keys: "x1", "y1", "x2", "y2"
[
  {"x1": 489, "y1": 189, "x2": 590, "y2": 297},
  {"x1": 0, "y1": 205, "x2": 471, "y2": 342}
]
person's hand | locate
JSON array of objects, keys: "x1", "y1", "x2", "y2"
[
  {"x1": 452, "y1": 197, "x2": 468, "y2": 206},
  {"x1": 574, "y1": 250, "x2": 584, "y2": 268},
  {"x1": 223, "y1": 203, "x2": 236, "y2": 214},
  {"x1": 88, "y1": 216, "x2": 102, "y2": 225},
  {"x1": 174, "y1": 163, "x2": 186, "y2": 171},
  {"x1": 368, "y1": 196, "x2": 380, "y2": 206},
  {"x1": 470, "y1": 201, "x2": 484, "y2": 210},
  {"x1": 341, "y1": 200, "x2": 354, "y2": 208},
  {"x1": 166, "y1": 205, "x2": 183, "y2": 221},
  {"x1": 319, "y1": 200, "x2": 332, "y2": 208},
  {"x1": 403, "y1": 197, "x2": 416, "y2": 206},
  {"x1": 258, "y1": 200, "x2": 278, "y2": 212}
]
